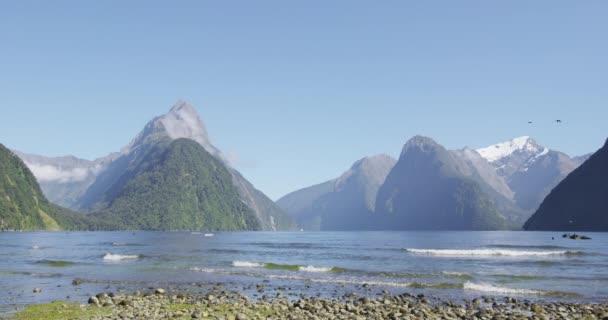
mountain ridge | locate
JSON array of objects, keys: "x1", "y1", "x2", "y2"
[
  {"x1": 14, "y1": 101, "x2": 294, "y2": 231},
  {"x1": 524, "y1": 138, "x2": 608, "y2": 231}
]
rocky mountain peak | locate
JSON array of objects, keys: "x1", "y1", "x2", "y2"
[
  {"x1": 160, "y1": 100, "x2": 211, "y2": 148},
  {"x1": 401, "y1": 135, "x2": 442, "y2": 156}
]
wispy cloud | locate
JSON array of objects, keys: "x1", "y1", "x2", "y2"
[
  {"x1": 222, "y1": 150, "x2": 259, "y2": 169},
  {"x1": 25, "y1": 163, "x2": 91, "y2": 183}
]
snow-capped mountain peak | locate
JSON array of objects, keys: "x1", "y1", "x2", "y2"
[{"x1": 476, "y1": 136, "x2": 547, "y2": 163}]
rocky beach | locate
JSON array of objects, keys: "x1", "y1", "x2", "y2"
[{"x1": 11, "y1": 286, "x2": 608, "y2": 320}]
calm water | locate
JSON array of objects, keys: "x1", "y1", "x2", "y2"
[{"x1": 1, "y1": 231, "x2": 607, "y2": 314}]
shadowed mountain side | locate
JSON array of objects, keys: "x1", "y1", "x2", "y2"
[
  {"x1": 374, "y1": 136, "x2": 509, "y2": 230},
  {"x1": 524, "y1": 138, "x2": 608, "y2": 231},
  {"x1": 278, "y1": 155, "x2": 396, "y2": 231}
]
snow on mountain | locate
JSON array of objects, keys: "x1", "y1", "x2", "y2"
[{"x1": 476, "y1": 136, "x2": 548, "y2": 163}]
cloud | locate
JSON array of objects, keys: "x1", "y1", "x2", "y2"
[
  {"x1": 25, "y1": 163, "x2": 91, "y2": 183},
  {"x1": 221, "y1": 150, "x2": 259, "y2": 169}
]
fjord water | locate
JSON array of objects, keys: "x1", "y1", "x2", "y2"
[{"x1": 1, "y1": 231, "x2": 607, "y2": 313}]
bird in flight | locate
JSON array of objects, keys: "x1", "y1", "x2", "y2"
[
  {"x1": 556, "y1": 120, "x2": 562, "y2": 123},
  {"x1": 528, "y1": 121, "x2": 533, "y2": 124}
]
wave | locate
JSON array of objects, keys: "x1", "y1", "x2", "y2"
[
  {"x1": 208, "y1": 249, "x2": 242, "y2": 254},
  {"x1": 100, "y1": 242, "x2": 145, "y2": 247},
  {"x1": 112, "y1": 242, "x2": 144, "y2": 247},
  {"x1": 403, "y1": 248, "x2": 583, "y2": 257},
  {"x1": 464, "y1": 282, "x2": 543, "y2": 295},
  {"x1": 0, "y1": 270, "x2": 62, "y2": 278},
  {"x1": 233, "y1": 261, "x2": 265, "y2": 268},
  {"x1": 491, "y1": 274, "x2": 546, "y2": 281},
  {"x1": 35, "y1": 260, "x2": 76, "y2": 267},
  {"x1": 488, "y1": 244, "x2": 568, "y2": 250},
  {"x1": 265, "y1": 274, "x2": 413, "y2": 288},
  {"x1": 249, "y1": 242, "x2": 334, "y2": 250},
  {"x1": 441, "y1": 271, "x2": 474, "y2": 279},
  {"x1": 103, "y1": 253, "x2": 140, "y2": 261},
  {"x1": 232, "y1": 261, "x2": 343, "y2": 273},
  {"x1": 204, "y1": 233, "x2": 214, "y2": 237},
  {"x1": 265, "y1": 274, "x2": 462, "y2": 289},
  {"x1": 299, "y1": 265, "x2": 334, "y2": 273}
]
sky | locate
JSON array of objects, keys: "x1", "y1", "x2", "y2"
[{"x1": 1, "y1": 1, "x2": 607, "y2": 200}]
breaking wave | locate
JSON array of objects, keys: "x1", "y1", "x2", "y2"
[
  {"x1": 103, "y1": 253, "x2": 141, "y2": 261},
  {"x1": 232, "y1": 261, "x2": 343, "y2": 272},
  {"x1": 403, "y1": 248, "x2": 582, "y2": 257},
  {"x1": 464, "y1": 282, "x2": 543, "y2": 295}
]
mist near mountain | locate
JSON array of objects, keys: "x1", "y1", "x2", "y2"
[
  {"x1": 0, "y1": 144, "x2": 111, "y2": 231},
  {"x1": 10, "y1": 151, "x2": 115, "y2": 209},
  {"x1": 15, "y1": 101, "x2": 294, "y2": 231}
]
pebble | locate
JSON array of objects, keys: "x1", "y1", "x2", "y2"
[{"x1": 17, "y1": 288, "x2": 608, "y2": 320}]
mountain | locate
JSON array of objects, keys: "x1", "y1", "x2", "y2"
[
  {"x1": 11, "y1": 151, "x2": 116, "y2": 209},
  {"x1": 374, "y1": 136, "x2": 510, "y2": 230},
  {"x1": 0, "y1": 144, "x2": 109, "y2": 230},
  {"x1": 15, "y1": 101, "x2": 294, "y2": 231},
  {"x1": 277, "y1": 155, "x2": 396, "y2": 230},
  {"x1": 94, "y1": 139, "x2": 260, "y2": 231},
  {"x1": 476, "y1": 136, "x2": 583, "y2": 211},
  {"x1": 524, "y1": 138, "x2": 608, "y2": 231}
]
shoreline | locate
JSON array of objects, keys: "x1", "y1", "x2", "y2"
[{"x1": 10, "y1": 287, "x2": 608, "y2": 320}]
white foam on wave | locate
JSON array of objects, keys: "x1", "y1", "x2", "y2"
[
  {"x1": 232, "y1": 261, "x2": 265, "y2": 268},
  {"x1": 404, "y1": 248, "x2": 578, "y2": 257},
  {"x1": 464, "y1": 282, "x2": 542, "y2": 295},
  {"x1": 103, "y1": 253, "x2": 140, "y2": 261},
  {"x1": 266, "y1": 274, "x2": 414, "y2": 288},
  {"x1": 442, "y1": 271, "x2": 469, "y2": 277},
  {"x1": 204, "y1": 233, "x2": 214, "y2": 237},
  {"x1": 299, "y1": 265, "x2": 333, "y2": 273},
  {"x1": 31, "y1": 245, "x2": 40, "y2": 250},
  {"x1": 190, "y1": 267, "x2": 223, "y2": 273},
  {"x1": 190, "y1": 267, "x2": 450, "y2": 289}
]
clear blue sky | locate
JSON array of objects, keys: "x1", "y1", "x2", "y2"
[{"x1": 1, "y1": 1, "x2": 606, "y2": 199}]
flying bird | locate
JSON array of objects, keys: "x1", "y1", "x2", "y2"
[
  {"x1": 556, "y1": 120, "x2": 562, "y2": 123},
  {"x1": 528, "y1": 121, "x2": 533, "y2": 124}
]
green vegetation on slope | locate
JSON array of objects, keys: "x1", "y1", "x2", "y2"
[
  {"x1": 0, "y1": 143, "x2": 113, "y2": 231},
  {"x1": 0, "y1": 143, "x2": 56, "y2": 230},
  {"x1": 95, "y1": 139, "x2": 261, "y2": 231}
]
